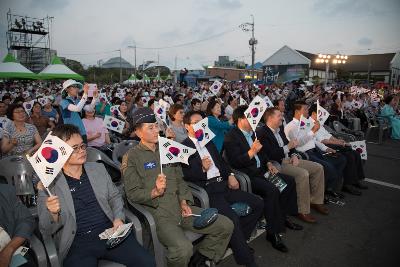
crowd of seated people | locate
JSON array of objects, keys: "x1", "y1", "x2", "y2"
[{"x1": 0, "y1": 79, "x2": 399, "y2": 267}]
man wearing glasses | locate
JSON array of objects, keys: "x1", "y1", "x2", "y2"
[{"x1": 37, "y1": 124, "x2": 155, "y2": 267}]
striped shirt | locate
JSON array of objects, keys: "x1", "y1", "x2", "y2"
[{"x1": 64, "y1": 169, "x2": 111, "y2": 235}]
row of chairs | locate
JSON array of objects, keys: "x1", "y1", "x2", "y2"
[
  {"x1": 0, "y1": 143, "x2": 253, "y2": 267},
  {"x1": 0, "y1": 119, "x2": 364, "y2": 267}
]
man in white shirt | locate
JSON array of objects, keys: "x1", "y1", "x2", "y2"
[
  {"x1": 309, "y1": 104, "x2": 368, "y2": 195},
  {"x1": 257, "y1": 107, "x2": 327, "y2": 223},
  {"x1": 284, "y1": 101, "x2": 347, "y2": 199}
]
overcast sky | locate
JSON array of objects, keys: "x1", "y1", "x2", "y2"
[{"x1": 0, "y1": 0, "x2": 399, "y2": 69}]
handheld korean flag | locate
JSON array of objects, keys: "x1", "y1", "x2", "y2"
[
  {"x1": 209, "y1": 80, "x2": 223, "y2": 96},
  {"x1": 110, "y1": 105, "x2": 122, "y2": 117},
  {"x1": 158, "y1": 136, "x2": 196, "y2": 169},
  {"x1": 99, "y1": 92, "x2": 109, "y2": 104},
  {"x1": 164, "y1": 96, "x2": 174, "y2": 105},
  {"x1": 103, "y1": 115, "x2": 125, "y2": 134},
  {"x1": 317, "y1": 100, "x2": 330, "y2": 125},
  {"x1": 349, "y1": 140, "x2": 367, "y2": 160},
  {"x1": 153, "y1": 99, "x2": 170, "y2": 125},
  {"x1": 0, "y1": 117, "x2": 10, "y2": 129},
  {"x1": 192, "y1": 117, "x2": 216, "y2": 148},
  {"x1": 239, "y1": 97, "x2": 247, "y2": 106},
  {"x1": 263, "y1": 96, "x2": 274, "y2": 108},
  {"x1": 27, "y1": 132, "x2": 73, "y2": 195},
  {"x1": 116, "y1": 92, "x2": 125, "y2": 100},
  {"x1": 244, "y1": 95, "x2": 267, "y2": 134},
  {"x1": 38, "y1": 97, "x2": 48, "y2": 106},
  {"x1": 297, "y1": 115, "x2": 308, "y2": 136},
  {"x1": 23, "y1": 100, "x2": 35, "y2": 115},
  {"x1": 142, "y1": 97, "x2": 150, "y2": 107},
  {"x1": 22, "y1": 91, "x2": 30, "y2": 99}
]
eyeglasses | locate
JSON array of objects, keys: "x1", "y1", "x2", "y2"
[{"x1": 72, "y1": 143, "x2": 87, "y2": 153}]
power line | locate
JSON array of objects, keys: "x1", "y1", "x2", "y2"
[{"x1": 58, "y1": 27, "x2": 237, "y2": 56}]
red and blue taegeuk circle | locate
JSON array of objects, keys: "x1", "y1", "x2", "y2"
[
  {"x1": 111, "y1": 120, "x2": 119, "y2": 127},
  {"x1": 41, "y1": 147, "x2": 59, "y2": 163}
]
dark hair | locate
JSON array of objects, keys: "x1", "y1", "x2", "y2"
[
  {"x1": 293, "y1": 101, "x2": 307, "y2": 112},
  {"x1": 51, "y1": 124, "x2": 81, "y2": 141},
  {"x1": 227, "y1": 96, "x2": 234, "y2": 105},
  {"x1": 206, "y1": 98, "x2": 219, "y2": 116},
  {"x1": 263, "y1": 107, "x2": 280, "y2": 122},
  {"x1": 6, "y1": 104, "x2": 25, "y2": 120},
  {"x1": 148, "y1": 98, "x2": 156, "y2": 107},
  {"x1": 232, "y1": 105, "x2": 248, "y2": 125},
  {"x1": 134, "y1": 95, "x2": 142, "y2": 103},
  {"x1": 384, "y1": 95, "x2": 394, "y2": 105},
  {"x1": 1, "y1": 95, "x2": 11, "y2": 102},
  {"x1": 168, "y1": 103, "x2": 184, "y2": 121},
  {"x1": 183, "y1": 110, "x2": 203, "y2": 125},
  {"x1": 309, "y1": 103, "x2": 317, "y2": 115},
  {"x1": 273, "y1": 98, "x2": 284, "y2": 107},
  {"x1": 191, "y1": 98, "x2": 201, "y2": 107}
]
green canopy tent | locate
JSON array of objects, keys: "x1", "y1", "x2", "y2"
[
  {"x1": 154, "y1": 70, "x2": 162, "y2": 82},
  {"x1": 38, "y1": 56, "x2": 84, "y2": 80},
  {"x1": 0, "y1": 54, "x2": 37, "y2": 79},
  {"x1": 142, "y1": 73, "x2": 151, "y2": 83},
  {"x1": 165, "y1": 74, "x2": 173, "y2": 80},
  {"x1": 123, "y1": 74, "x2": 140, "y2": 84}
]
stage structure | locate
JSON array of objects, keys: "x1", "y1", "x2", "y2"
[{"x1": 6, "y1": 9, "x2": 53, "y2": 72}]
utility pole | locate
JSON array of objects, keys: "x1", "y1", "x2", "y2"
[
  {"x1": 240, "y1": 15, "x2": 257, "y2": 81},
  {"x1": 128, "y1": 45, "x2": 137, "y2": 76},
  {"x1": 118, "y1": 49, "x2": 122, "y2": 83},
  {"x1": 134, "y1": 45, "x2": 137, "y2": 76}
]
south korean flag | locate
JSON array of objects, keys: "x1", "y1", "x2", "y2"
[
  {"x1": 317, "y1": 100, "x2": 330, "y2": 125},
  {"x1": 116, "y1": 91, "x2": 125, "y2": 100},
  {"x1": 153, "y1": 99, "x2": 170, "y2": 124},
  {"x1": 244, "y1": 95, "x2": 267, "y2": 132},
  {"x1": 239, "y1": 97, "x2": 247, "y2": 106},
  {"x1": 103, "y1": 115, "x2": 125, "y2": 133},
  {"x1": 263, "y1": 96, "x2": 274, "y2": 108},
  {"x1": 158, "y1": 136, "x2": 196, "y2": 165},
  {"x1": 99, "y1": 92, "x2": 109, "y2": 104},
  {"x1": 209, "y1": 80, "x2": 223, "y2": 96},
  {"x1": 142, "y1": 97, "x2": 150, "y2": 107},
  {"x1": 349, "y1": 140, "x2": 368, "y2": 160},
  {"x1": 0, "y1": 117, "x2": 10, "y2": 129},
  {"x1": 192, "y1": 117, "x2": 216, "y2": 148},
  {"x1": 27, "y1": 132, "x2": 73, "y2": 190},
  {"x1": 23, "y1": 100, "x2": 35, "y2": 115},
  {"x1": 110, "y1": 105, "x2": 122, "y2": 117},
  {"x1": 22, "y1": 91, "x2": 30, "y2": 99},
  {"x1": 38, "y1": 97, "x2": 49, "y2": 106}
]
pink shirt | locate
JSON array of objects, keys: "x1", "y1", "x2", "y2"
[{"x1": 82, "y1": 117, "x2": 109, "y2": 147}]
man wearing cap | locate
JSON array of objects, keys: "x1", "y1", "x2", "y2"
[
  {"x1": 122, "y1": 107, "x2": 233, "y2": 267},
  {"x1": 60, "y1": 79, "x2": 98, "y2": 143}
]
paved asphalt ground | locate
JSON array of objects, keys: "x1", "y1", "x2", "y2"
[{"x1": 219, "y1": 139, "x2": 400, "y2": 267}]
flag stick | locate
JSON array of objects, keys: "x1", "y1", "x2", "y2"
[{"x1": 45, "y1": 187, "x2": 53, "y2": 197}]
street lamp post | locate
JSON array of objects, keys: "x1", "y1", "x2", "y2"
[
  {"x1": 315, "y1": 53, "x2": 348, "y2": 88},
  {"x1": 240, "y1": 15, "x2": 257, "y2": 81},
  {"x1": 127, "y1": 45, "x2": 137, "y2": 76}
]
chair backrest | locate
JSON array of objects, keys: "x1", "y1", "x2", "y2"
[
  {"x1": 112, "y1": 140, "x2": 139, "y2": 166},
  {"x1": 86, "y1": 147, "x2": 121, "y2": 182},
  {"x1": 0, "y1": 155, "x2": 35, "y2": 195}
]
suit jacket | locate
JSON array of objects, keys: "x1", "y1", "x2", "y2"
[
  {"x1": 181, "y1": 137, "x2": 231, "y2": 193},
  {"x1": 256, "y1": 125, "x2": 296, "y2": 164},
  {"x1": 37, "y1": 162, "x2": 125, "y2": 262},
  {"x1": 223, "y1": 126, "x2": 269, "y2": 178}
]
